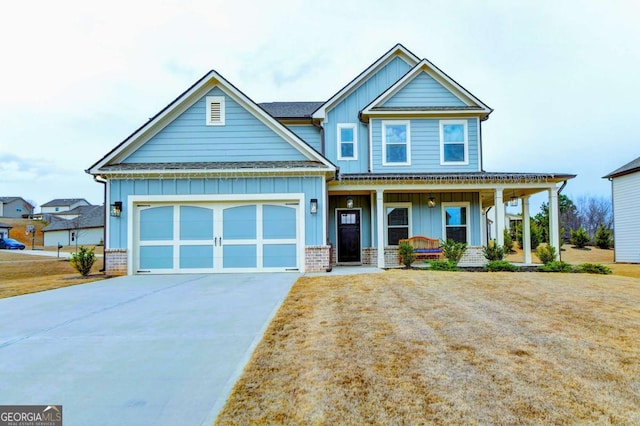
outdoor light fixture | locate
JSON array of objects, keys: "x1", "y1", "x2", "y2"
[
  {"x1": 310, "y1": 198, "x2": 318, "y2": 214},
  {"x1": 509, "y1": 196, "x2": 519, "y2": 207},
  {"x1": 346, "y1": 197, "x2": 354, "y2": 209},
  {"x1": 110, "y1": 201, "x2": 123, "y2": 217},
  {"x1": 427, "y1": 195, "x2": 437, "y2": 208}
]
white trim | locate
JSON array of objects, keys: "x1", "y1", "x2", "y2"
[
  {"x1": 381, "y1": 120, "x2": 411, "y2": 166},
  {"x1": 335, "y1": 208, "x2": 363, "y2": 264},
  {"x1": 476, "y1": 117, "x2": 482, "y2": 172},
  {"x1": 321, "y1": 178, "x2": 327, "y2": 246},
  {"x1": 205, "y1": 96, "x2": 225, "y2": 126},
  {"x1": 368, "y1": 120, "x2": 374, "y2": 172},
  {"x1": 439, "y1": 120, "x2": 469, "y2": 166},
  {"x1": 384, "y1": 202, "x2": 412, "y2": 246},
  {"x1": 337, "y1": 123, "x2": 358, "y2": 161},
  {"x1": 441, "y1": 201, "x2": 471, "y2": 244}
]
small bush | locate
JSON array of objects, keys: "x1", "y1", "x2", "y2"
[
  {"x1": 536, "y1": 244, "x2": 557, "y2": 265},
  {"x1": 483, "y1": 242, "x2": 506, "y2": 261},
  {"x1": 575, "y1": 263, "x2": 612, "y2": 275},
  {"x1": 538, "y1": 260, "x2": 574, "y2": 273},
  {"x1": 441, "y1": 239, "x2": 467, "y2": 265},
  {"x1": 595, "y1": 225, "x2": 612, "y2": 249},
  {"x1": 485, "y1": 260, "x2": 519, "y2": 272},
  {"x1": 570, "y1": 226, "x2": 590, "y2": 248},
  {"x1": 503, "y1": 229, "x2": 514, "y2": 254},
  {"x1": 516, "y1": 220, "x2": 542, "y2": 251},
  {"x1": 398, "y1": 242, "x2": 416, "y2": 269},
  {"x1": 427, "y1": 260, "x2": 459, "y2": 271},
  {"x1": 69, "y1": 246, "x2": 96, "y2": 277}
]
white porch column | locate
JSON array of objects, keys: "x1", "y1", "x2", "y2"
[
  {"x1": 495, "y1": 188, "x2": 505, "y2": 246},
  {"x1": 522, "y1": 196, "x2": 532, "y2": 264},
  {"x1": 480, "y1": 196, "x2": 486, "y2": 246},
  {"x1": 376, "y1": 189, "x2": 385, "y2": 268},
  {"x1": 548, "y1": 188, "x2": 560, "y2": 260}
]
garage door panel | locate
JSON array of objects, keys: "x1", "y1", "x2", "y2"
[
  {"x1": 140, "y1": 206, "x2": 173, "y2": 241},
  {"x1": 263, "y1": 244, "x2": 297, "y2": 268},
  {"x1": 140, "y1": 246, "x2": 173, "y2": 269},
  {"x1": 263, "y1": 205, "x2": 296, "y2": 239},
  {"x1": 180, "y1": 245, "x2": 214, "y2": 269},
  {"x1": 180, "y1": 206, "x2": 213, "y2": 240},
  {"x1": 223, "y1": 245, "x2": 257, "y2": 268},
  {"x1": 223, "y1": 205, "x2": 256, "y2": 239}
]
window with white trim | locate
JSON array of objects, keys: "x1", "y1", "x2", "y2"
[
  {"x1": 385, "y1": 203, "x2": 412, "y2": 245},
  {"x1": 440, "y1": 120, "x2": 468, "y2": 164},
  {"x1": 442, "y1": 202, "x2": 470, "y2": 243},
  {"x1": 337, "y1": 123, "x2": 357, "y2": 160},
  {"x1": 382, "y1": 120, "x2": 410, "y2": 165},
  {"x1": 206, "y1": 96, "x2": 226, "y2": 126}
]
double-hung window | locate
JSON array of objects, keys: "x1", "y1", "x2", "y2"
[
  {"x1": 382, "y1": 120, "x2": 410, "y2": 165},
  {"x1": 442, "y1": 202, "x2": 470, "y2": 243},
  {"x1": 337, "y1": 124, "x2": 357, "y2": 160},
  {"x1": 440, "y1": 120, "x2": 468, "y2": 165},
  {"x1": 385, "y1": 203, "x2": 411, "y2": 245}
]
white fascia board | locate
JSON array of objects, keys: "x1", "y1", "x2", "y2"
[
  {"x1": 311, "y1": 44, "x2": 420, "y2": 121},
  {"x1": 99, "y1": 167, "x2": 334, "y2": 177},
  {"x1": 328, "y1": 182, "x2": 559, "y2": 192}
]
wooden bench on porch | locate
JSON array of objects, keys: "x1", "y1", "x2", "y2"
[{"x1": 398, "y1": 236, "x2": 443, "y2": 264}]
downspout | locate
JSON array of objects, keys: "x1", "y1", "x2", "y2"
[
  {"x1": 93, "y1": 174, "x2": 107, "y2": 273},
  {"x1": 312, "y1": 119, "x2": 325, "y2": 155},
  {"x1": 484, "y1": 206, "x2": 493, "y2": 241}
]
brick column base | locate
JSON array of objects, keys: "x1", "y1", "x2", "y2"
[
  {"x1": 305, "y1": 246, "x2": 331, "y2": 272},
  {"x1": 105, "y1": 249, "x2": 128, "y2": 276}
]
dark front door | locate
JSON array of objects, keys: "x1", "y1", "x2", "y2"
[{"x1": 337, "y1": 210, "x2": 361, "y2": 263}]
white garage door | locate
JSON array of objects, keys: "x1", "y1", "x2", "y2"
[{"x1": 133, "y1": 201, "x2": 301, "y2": 273}]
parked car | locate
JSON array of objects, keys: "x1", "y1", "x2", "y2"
[{"x1": 0, "y1": 238, "x2": 26, "y2": 250}]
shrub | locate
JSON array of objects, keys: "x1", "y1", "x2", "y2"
[
  {"x1": 427, "y1": 260, "x2": 459, "y2": 271},
  {"x1": 594, "y1": 225, "x2": 612, "y2": 249},
  {"x1": 516, "y1": 220, "x2": 542, "y2": 251},
  {"x1": 570, "y1": 226, "x2": 590, "y2": 248},
  {"x1": 503, "y1": 229, "x2": 514, "y2": 254},
  {"x1": 69, "y1": 246, "x2": 96, "y2": 277},
  {"x1": 536, "y1": 244, "x2": 557, "y2": 265},
  {"x1": 440, "y1": 239, "x2": 467, "y2": 265},
  {"x1": 485, "y1": 260, "x2": 519, "y2": 272},
  {"x1": 538, "y1": 260, "x2": 574, "y2": 273},
  {"x1": 575, "y1": 263, "x2": 612, "y2": 275},
  {"x1": 398, "y1": 242, "x2": 416, "y2": 269},
  {"x1": 483, "y1": 242, "x2": 506, "y2": 261}
]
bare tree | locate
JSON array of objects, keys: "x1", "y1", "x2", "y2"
[{"x1": 575, "y1": 195, "x2": 613, "y2": 240}]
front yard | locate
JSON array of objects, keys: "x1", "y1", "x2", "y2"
[{"x1": 217, "y1": 271, "x2": 640, "y2": 425}]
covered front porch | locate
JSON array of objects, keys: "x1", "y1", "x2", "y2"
[{"x1": 327, "y1": 172, "x2": 575, "y2": 268}]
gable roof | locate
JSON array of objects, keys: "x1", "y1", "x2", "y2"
[
  {"x1": 42, "y1": 205, "x2": 104, "y2": 232},
  {"x1": 259, "y1": 102, "x2": 324, "y2": 119},
  {"x1": 603, "y1": 155, "x2": 640, "y2": 179},
  {"x1": 41, "y1": 198, "x2": 90, "y2": 207},
  {"x1": 360, "y1": 59, "x2": 492, "y2": 120},
  {"x1": 88, "y1": 71, "x2": 335, "y2": 175},
  {"x1": 0, "y1": 197, "x2": 32, "y2": 206},
  {"x1": 311, "y1": 43, "x2": 421, "y2": 120}
]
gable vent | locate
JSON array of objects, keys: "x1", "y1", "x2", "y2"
[{"x1": 206, "y1": 96, "x2": 226, "y2": 126}]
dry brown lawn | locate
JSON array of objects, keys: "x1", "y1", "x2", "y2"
[{"x1": 217, "y1": 271, "x2": 640, "y2": 425}]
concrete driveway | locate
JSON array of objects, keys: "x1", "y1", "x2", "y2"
[{"x1": 0, "y1": 273, "x2": 298, "y2": 425}]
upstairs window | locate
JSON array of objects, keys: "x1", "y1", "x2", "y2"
[
  {"x1": 440, "y1": 120, "x2": 468, "y2": 165},
  {"x1": 337, "y1": 123, "x2": 357, "y2": 160},
  {"x1": 382, "y1": 120, "x2": 410, "y2": 166},
  {"x1": 206, "y1": 96, "x2": 226, "y2": 126}
]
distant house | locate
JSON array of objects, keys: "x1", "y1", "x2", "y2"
[
  {"x1": 604, "y1": 156, "x2": 640, "y2": 263},
  {"x1": 0, "y1": 197, "x2": 34, "y2": 218},
  {"x1": 0, "y1": 222, "x2": 12, "y2": 239},
  {"x1": 40, "y1": 198, "x2": 91, "y2": 214},
  {"x1": 42, "y1": 205, "x2": 105, "y2": 247}
]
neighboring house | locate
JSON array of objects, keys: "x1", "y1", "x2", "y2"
[
  {"x1": 0, "y1": 197, "x2": 34, "y2": 218},
  {"x1": 0, "y1": 222, "x2": 12, "y2": 239},
  {"x1": 505, "y1": 213, "x2": 523, "y2": 238},
  {"x1": 40, "y1": 198, "x2": 91, "y2": 214},
  {"x1": 88, "y1": 43, "x2": 575, "y2": 275},
  {"x1": 42, "y1": 205, "x2": 105, "y2": 247},
  {"x1": 604, "y1": 155, "x2": 640, "y2": 263}
]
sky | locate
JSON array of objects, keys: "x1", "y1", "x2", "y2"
[{"x1": 1, "y1": 0, "x2": 638, "y2": 212}]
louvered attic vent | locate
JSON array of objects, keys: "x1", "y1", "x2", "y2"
[{"x1": 206, "y1": 96, "x2": 225, "y2": 126}]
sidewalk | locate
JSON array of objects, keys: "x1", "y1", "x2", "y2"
[{"x1": 10, "y1": 249, "x2": 103, "y2": 259}]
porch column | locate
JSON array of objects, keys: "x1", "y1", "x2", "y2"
[
  {"x1": 480, "y1": 195, "x2": 486, "y2": 246},
  {"x1": 495, "y1": 188, "x2": 505, "y2": 246},
  {"x1": 548, "y1": 188, "x2": 560, "y2": 260},
  {"x1": 522, "y1": 195, "x2": 532, "y2": 264},
  {"x1": 376, "y1": 189, "x2": 385, "y2": 268}
]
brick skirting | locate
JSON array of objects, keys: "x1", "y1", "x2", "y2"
[
  {"x1": 305, "y1": 245, "x2": 331, "y2": 272},
  {"x1": 105, "y1": 249, "x2": 128, "y2": 275}
]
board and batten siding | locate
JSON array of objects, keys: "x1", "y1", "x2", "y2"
[
  {"x1": 612, "y1": 172, "x2": 640, "y2": 263},
  {"x1": 124, "y1": 87, "x2": 307, "y2": 163},
  {"x1": 287, "y1": 124, "x2": 322, "y2": 153},
  {"x1": 383, "y1": 72, "x2": 467, "y2": 107},
  {"x1": 325, "y1": 56, "x2": 413, "y2": 173},
  {"x1": 108, "y1": 176, "x2": 325, "y2": 249},
  {"x1": 371, "y1": 118, "x2": 479, "y2": 173}
]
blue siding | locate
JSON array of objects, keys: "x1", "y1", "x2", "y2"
[
  {"x1": 371, "y1": 118, "x2": 479, "y2": 172},
  {"x1": 124, "y1": 87, "x2": 307, "y2": 163},
  {"x1": 325, "y1": 56, "x2": 413, "y2": 172},
  {"x1": 109, "y1": 176, "x2": 324, "y2": 248},
  {"x1": 287, "y1": 124, "x2": 322, "y2": 153},
  {"x1": 383, "y1": 72, "x2": 466, "y2": 107}
]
